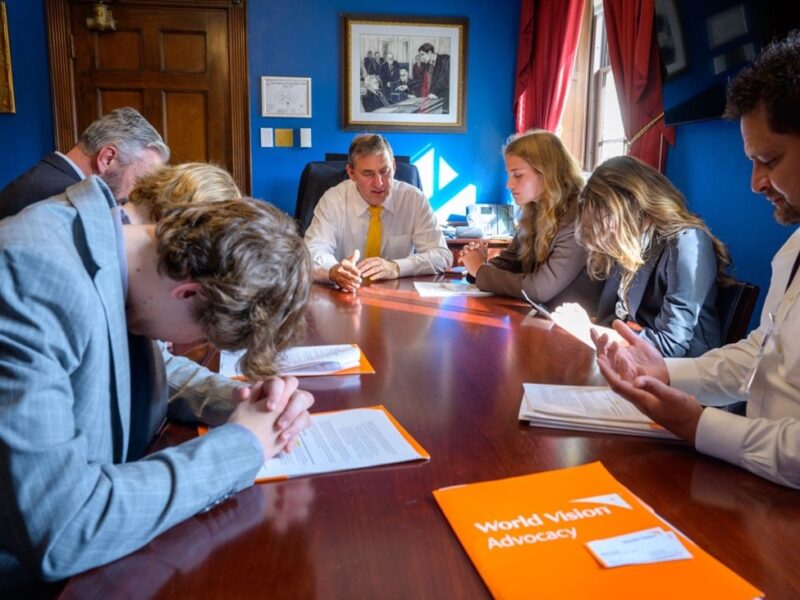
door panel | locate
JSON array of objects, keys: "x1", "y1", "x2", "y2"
[{"x1": 45, "y1": 0, "x2": 250, "y2": 193}]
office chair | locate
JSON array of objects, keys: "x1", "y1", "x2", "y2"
[
  {"x1": 716, "y1": 279, "x2": 760, "y2": 346},
  {"x1": 294, "y1": 157, "x2": 422, "y2": 235}
]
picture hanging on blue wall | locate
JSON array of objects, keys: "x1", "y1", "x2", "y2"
[{"x1": 341, "y1": 13, "x2": 467, "y2": 132}]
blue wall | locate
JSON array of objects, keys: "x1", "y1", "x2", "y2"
[
  {"x1": 0, "y1": 1, "x2": 53, "y2": 184},
  {"x1": 666, "y1": 119, "x2": 792, "y2": 326},
  {"x1": 248, "y1": 1, "x2": 519, "y2": 216},
  {"x1": 0, "y1": 0, "x2": 791, "y2": 330}
]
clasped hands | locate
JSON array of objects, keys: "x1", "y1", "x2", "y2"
[
  {"x1": 227, "y1": 375, "x2": 314, "y2": 460},
  {"x1": 328, "y1": 249, "x2": 400, "y2": 293},
  {"x1": 459, "y1": 240, "x2": 488, "y2": 277}
]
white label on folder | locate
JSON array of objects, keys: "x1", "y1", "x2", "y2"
[{"x1": 586, "y1": 527, "x2": 693, "y2": 568}]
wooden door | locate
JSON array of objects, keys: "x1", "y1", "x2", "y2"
[{"x1": 45, "y1": 0, "x2": 251, "y2": 193}]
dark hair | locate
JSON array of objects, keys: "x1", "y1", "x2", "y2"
[
  {"x1": 418, "y1": 42, "x2": 434, "y2": 54},
  {"x1": 724, "y1": 30, "x2": 800, "y2": 135}
]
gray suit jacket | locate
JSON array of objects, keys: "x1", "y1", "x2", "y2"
[
  {"x1": 596, "y1": 228, "x2": 722, "y2": 357},
  {"x1": 0, "y1": 153, "x2": 82, "y2": 219},
  {"x1": 0, "y1": 178, "x2": 262, "y2": 590}
]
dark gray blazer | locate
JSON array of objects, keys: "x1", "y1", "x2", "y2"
[
  {"x1": 596, "y1": 228, "x2": 722, "y2": 357},
  {"x1": 0, "y1": 153, "x2": 82, "y2": 219}
]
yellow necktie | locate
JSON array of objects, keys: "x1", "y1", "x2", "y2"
[{"x1": 364, "y1": 205, "x2": 383, "y2": 258}]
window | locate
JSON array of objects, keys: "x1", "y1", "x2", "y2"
[{"x1": 560, "y1": 0, "x2": 625, "y2": 171}]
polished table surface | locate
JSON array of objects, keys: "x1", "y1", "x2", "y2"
[{"x1": 62, "y1": 277, "x2": 800, "y2": 599}]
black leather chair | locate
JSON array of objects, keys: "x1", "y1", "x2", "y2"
[
  {"x1": 294, "y1": 157, "x2": 422, "y2": 235},
  {"x1": 716, "y1": 279, "x2": 760, "y2": 345}
]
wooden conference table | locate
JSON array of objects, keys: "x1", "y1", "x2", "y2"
[{"x1": 62, "y1": 276, "x2": 800, "y2": 598}]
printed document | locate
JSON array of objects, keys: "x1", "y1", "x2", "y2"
[
  {"x1": 221, "y1": 344, "x2": 371, "y2": 378},
  {"x1": 414, "y1": 282, "x2": 493, "y2": 297},
  {"x1": 256, "y1": 406, "x2": 429, "y2": 481},
  {"x1": 519, "y1": 384, "x2": 678, "y2": 439}
]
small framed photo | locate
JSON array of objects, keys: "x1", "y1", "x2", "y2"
[
  {"x1": 654, "y1": 0, "x2": 688, "y2": 78},
  {"x1": 261, "y1": 76, "x2": 312, "y2": 118},
  {"x1": 341, "y1": 13, "x2": 468, "y2": 132}
]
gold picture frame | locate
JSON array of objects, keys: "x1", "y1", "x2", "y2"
[
  {"x1": 0, "y1": 1, "x2": 15, "y2": 113},
  {"x1": 341, "y1": 13, "x2": 468, "y2": 132}
]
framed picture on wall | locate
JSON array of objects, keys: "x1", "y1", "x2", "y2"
[
  {"x1": 0, "y1": 1, "x2": 15, "y2": 113},
  {"x1": 341, "y1": 13, "x2": 467, "y2": 132}
]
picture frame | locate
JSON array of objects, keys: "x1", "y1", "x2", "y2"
[
  {"x1": 0, "y1": 1, "x2": 15, "y2": 114},
  {"x1": 654, "y1": 0, "x2": 688, "y2": 79},
  {"x1": 261, "y1": 76, "x2": 312, "y2": 118},
  {"x1": 341, "y1": 13, "x2": 467, "y2": 132}
]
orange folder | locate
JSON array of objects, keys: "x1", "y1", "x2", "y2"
[{"x1": 433, "y1": 462, "x2": 762, "y2": 599}]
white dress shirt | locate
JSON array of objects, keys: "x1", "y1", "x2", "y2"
[
  {"x1": 304, "y1": 178, "x2": 452, "y2": 280},
  {"x1": 667, "y1": 227, "x2": 800, "y2": 488}
]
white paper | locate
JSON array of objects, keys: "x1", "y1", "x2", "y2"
[
  {"x1": 414, "y1": 282, "x2": 493, "y2": 297},
  {"x1": 220, "y1": 344, "x2": 360, "y2": 378},
  {"x1": 519, "y1": 384, "x2": 678, "y2": 439},
  {"x1": 256, "y1": 407, "x2": 426, "y2": 480},
  {"x1": 586, "y1": 527, "x2": 693, "y2": 568}
]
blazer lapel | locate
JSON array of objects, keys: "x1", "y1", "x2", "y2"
[
  {"x1": 66, "y1": 177, "x2": 132, "y2": 461},
  {"x1": 626, "y1": 242, "x2": 665, "y2": 318}
]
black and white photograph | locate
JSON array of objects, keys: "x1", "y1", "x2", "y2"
[{"x1": 341, "y1": 14, "x2": 467, "y2": 131}]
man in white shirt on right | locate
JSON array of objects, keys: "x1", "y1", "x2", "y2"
[
  {"x1": 592, "y1": 31, "x2": 800, "y2": 488},
  {"x1": 305, "y1": 134, "x2": 451, "y2": 292}
]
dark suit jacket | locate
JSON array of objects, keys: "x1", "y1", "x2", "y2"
[
  {"x1": 428, "y1": 54, "x2": 451, "y2": 110},
  {"x1": 361, "y1": 90, "x2": 390, "y2": 112},
  {"x1": 0, "y1": 153, "x2": 82, "y2": 219},
  {"x1": 596, "y1": 228, "x2": 722, "y2": 357},
  {"x1": 379, "y1": 61, "x2": 400, "y2": 88}
]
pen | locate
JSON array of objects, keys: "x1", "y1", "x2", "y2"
[{"x1": 521, "y1": 290, "x2": 554, "y2": 320}]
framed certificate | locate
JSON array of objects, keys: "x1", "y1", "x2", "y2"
[{"x1": 261, "y1": 76, "x2": 312, "y2": 118}]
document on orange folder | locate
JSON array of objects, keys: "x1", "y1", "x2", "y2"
[
  {"x1": 220, "y1": 344, "x2": 375, "y2": 378},
  {"x1": 255, "y1": 405, "x2": 429, "y2": 482},
  {"x1": 433, "y1": 462, "x2": 762, "y2": 600}
]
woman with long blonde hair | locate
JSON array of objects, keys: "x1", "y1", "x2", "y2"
[
  {"x1": 577, "y1": 155, "x2": 730, "y2": 357},
  {"x1": 460, "y1": 130, "x2": 602, "y2": 312}
]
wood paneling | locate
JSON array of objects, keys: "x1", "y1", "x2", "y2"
[
  {"x1": 45, "y1": 0, "x2": 251, "y2": 193},
  {"x1": 164, "y1": 91, "x2": 208, "y2": 162}
]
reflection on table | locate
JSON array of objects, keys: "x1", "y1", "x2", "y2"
[{"x1": 61, "y1": 276, "x2": 800, "y2": 598}]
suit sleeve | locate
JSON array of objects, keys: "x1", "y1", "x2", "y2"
[{"x1": 0, "y1": 249, "x2": 262, "y2": 581}]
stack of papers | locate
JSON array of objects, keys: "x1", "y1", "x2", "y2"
[
  {"x1": 519, "y1": 383, "x2": 678, "y2": 439},
  {"x1": 220, "y1": 344, "x2": 373, "y2": 378}
]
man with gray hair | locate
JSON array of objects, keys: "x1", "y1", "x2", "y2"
[{"x1": 0, "y1": 106, "x2": 168, "y2": 219}]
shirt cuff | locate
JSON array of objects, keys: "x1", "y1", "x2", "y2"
[
  {"x1": 226, "y1": 423, "x2": 265, "y2": 460},
  {"x1": 394, "y1": 257, "x2": 413, "y2": 277},
  {"x1": 695, "y1": 407, "x2": 748, "y2": 467},
  {"x1": 666, "y1": 357, "x2": 703, "y2": 397}
]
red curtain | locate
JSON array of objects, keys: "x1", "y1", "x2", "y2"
[
  {"x1": 603, "y1": 0, "x2": 675, "y2": 171},
  {"x1": 514, "y1": 0, "x2": 585, "y2": 133}
]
